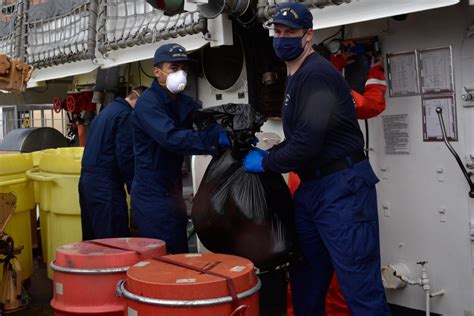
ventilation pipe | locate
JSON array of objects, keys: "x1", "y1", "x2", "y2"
[
  {"x1": 93, "y1": 67, "x2": 121, "y2": 108},
  {"x1": 198, "y1": 0, "x2": 252, "y2": 19},
  {"x1": 145, "y1": 0, "x2": 185, "y2": 16}
]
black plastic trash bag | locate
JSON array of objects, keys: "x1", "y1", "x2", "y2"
[
  {"x1": 193, "y1": 103, "x2": 264, "y2": 132},
  {"x1": 192, "y1": 150, "x2": 294, "y2": 269},
  {"x1": 193, "y1": 103, "x2": 265, "y2": 159}
]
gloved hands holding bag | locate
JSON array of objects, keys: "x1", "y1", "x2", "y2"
[{"x1": 243, "y1": 147, "x2": 269, "y2": 173}]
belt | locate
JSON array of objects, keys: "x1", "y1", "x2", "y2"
[{"x1": 298, "y1": 151, "x2": 367, "y2": 181}]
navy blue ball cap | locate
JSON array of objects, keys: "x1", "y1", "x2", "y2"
[
  {"x1": 153, "y1": 43, "x2": 193, "y2": 66},
  {"x1": 272, "y1": 2, "x2": 313, "y2": 29}
]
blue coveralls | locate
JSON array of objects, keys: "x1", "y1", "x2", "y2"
[
  {"x1": 79, "y1": 97, "x2": 134, "y2": 240},
  {"x1": 263, "y1": 54, "x2": 390, "y2": 315},
  {"x1": 131, "y1": 80, "x2": 222, "y2": 254}
]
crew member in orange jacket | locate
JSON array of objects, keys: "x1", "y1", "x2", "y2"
[{"x1": 331, "y1": 52, "x2": 386, "y2": 119}]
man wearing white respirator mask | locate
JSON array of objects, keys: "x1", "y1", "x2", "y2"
[
  {"x1": 131, "y1": 43, "x2": 231, "y2": 254},
  {"x1": 156, "y1": 62, "x2": 188, "y2": 94}
]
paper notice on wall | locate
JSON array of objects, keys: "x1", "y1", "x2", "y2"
[
  {"x1": 422, "y1": 94, "x2": 457, "y2": 141},
  {"x1": 387, "y1": 52, "x2": 419, "y2": 97},
  {"x1": 383, "y1": 114, "x2": 410, "y2": 155},
  {"x1": 419, "y1": 47, "x2": 453, "y2": 93}
]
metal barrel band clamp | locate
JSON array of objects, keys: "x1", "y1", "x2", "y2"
[
  {"x1": 50, "y1": 261, "x2": 130, "y2": 275},
  {"x1": 116, "y1": 278, "x2": 260, "y2": 308}
]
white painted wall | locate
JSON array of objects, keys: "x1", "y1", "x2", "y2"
[{"x1": 344, "y1": 2, "x2": 474, "y2": 314}]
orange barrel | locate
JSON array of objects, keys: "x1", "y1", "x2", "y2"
[
  {"x1": 50, "y1": 237, "x2": 167, "y2": 316},
  {"x1": 118, "y1": 253, "x2": 261, "y2": 316}
]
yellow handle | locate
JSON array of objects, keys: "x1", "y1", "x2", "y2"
[
  {"x1": 25, "y1": 168, "x2": 59, "y2": 183},
  {"x1": 0, "y1": 177, "x2": 28, "y2": 187}
]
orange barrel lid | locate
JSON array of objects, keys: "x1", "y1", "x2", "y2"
[
  {"x1": 53, "y1": 238, "x2": 166, "y2": 271},
  {"x1": 126, "y1": 253, "x2": 258, "y2": 301}
]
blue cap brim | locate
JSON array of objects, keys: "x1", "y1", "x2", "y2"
[
  {"x1": 271, "y1": 19, "x2": 307, "y2": 29},
  {"x1": 153, "y1": 57, "x2": 196, "y2": 66},
  {"x1": 170, "y1": 57, "x2": 195, "y2": 63}
]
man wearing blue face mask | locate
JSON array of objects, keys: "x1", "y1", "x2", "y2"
[
  {"x1": 243, "y1": 3, "x2": 390, "y2": 315},
  {"x1": 132, "y1": 43, "x2": 230, "y2": 254}
]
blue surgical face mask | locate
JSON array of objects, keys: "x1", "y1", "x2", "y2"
[{"x1": 273, "y1": 30, "x2": 308, "y2": 62}]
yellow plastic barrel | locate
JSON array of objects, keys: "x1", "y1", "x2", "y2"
[
  {"x1": 31, "y1": 150, "x2": 41, "y2": 204},
  {"x1": 28, "y1": 150, "x2": 51, "y2": 266},
  {"x1": 26, "y1": 147, "x2": 84, "y2": 278},
  {"x1": 29, "y1": 151, "x2": 41, "y2": 253},
  {"x1": 0, "y1": 153, "x2": 34, "y2": 281}
]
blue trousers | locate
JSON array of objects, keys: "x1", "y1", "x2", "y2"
[
  {"x1": 290, "y1": 160, "x2": 390, "y2": 316},
  {"x1": 131, "y1": 184, "x2": 188, "y2": 254},
  {"x1": 79, "y1": 172, "x2": 130, "y2": 240}
]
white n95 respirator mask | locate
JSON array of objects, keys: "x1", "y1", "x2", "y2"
[{"x1": 166, "y1": 70, "x2": 187, "y2": 94}]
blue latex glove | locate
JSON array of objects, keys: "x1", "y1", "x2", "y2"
[
  {"x1": 219, "y1": 131, "x2": 231, "y2": 146},
  {"x1": 243, "y1": 150, "x2": 264, "y2": 173}
]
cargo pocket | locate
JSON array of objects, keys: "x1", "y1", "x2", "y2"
[
  {"x1": 341, "y1": 165, "x2": 380, "y2": 263},
  {"x1": 341, "y1": 162, "x2": 379, "y2": 195},
  {"x1": 350, "y1": 219, "x2": 378, "y2": 263}
]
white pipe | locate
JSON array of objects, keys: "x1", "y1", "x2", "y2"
[
  {"x1": 393, "y1": 263, "x2": 445, "y2": 315},
  {"x1": 425, "y1": 291, "x2": 430, "y2": 316},
  {"x1": 430, "y1": 289, "x2": 446, "y2": 297},
  {"x1": 393, "y1": 272, "x2": 421, "y2": 286}
]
